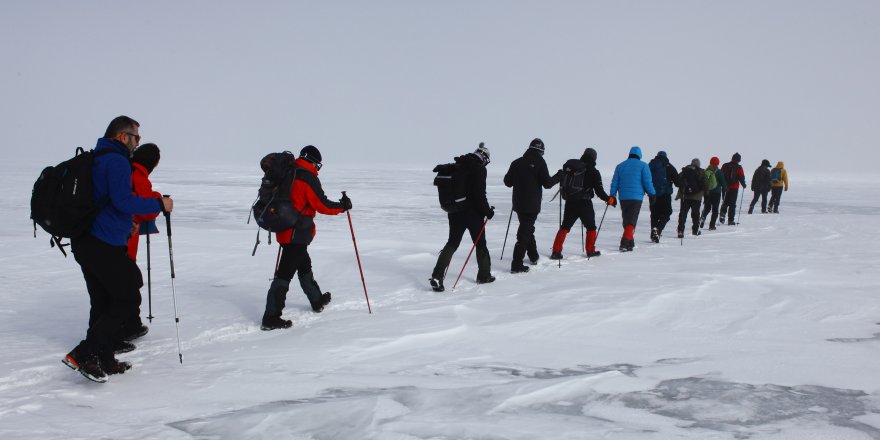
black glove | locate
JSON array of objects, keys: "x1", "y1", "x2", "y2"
[
  {"x1": 340, "y1": 194, "x2": 352, "y2": 211},
  {"x1": 648, "y1": 195, "x2": 656, "y2": 206},
  {"x1": 486, "y1": 208, "x2": 495, "y2": 220},
  {"x1": 742, "y1": 183, "x2": 747, "y2": 189}
]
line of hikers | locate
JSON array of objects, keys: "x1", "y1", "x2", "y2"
[
  {"x1": 428, "y1": 140, "x2": 789, "y2": 292},
  {"x1": 34, "y1": 117, "x2": 788, "y2": 383}
]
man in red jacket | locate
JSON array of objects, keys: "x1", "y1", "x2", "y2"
[
  {"x1": 720, "y1": 152, "x2": 747, "y2": 225},
  {"x1": 261, "y1": 145, "x2": 352, "y2": 330}
]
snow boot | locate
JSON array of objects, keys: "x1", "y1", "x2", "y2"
[
  {"x1": 100, "y1": 351, "x2": 131, "y2": 375},
  {"x1": 113, "y1": 340, "x2": 136, "y2": 354},
  {"x1": 677, "y1": 230, "x2": 684, "y2": 239},
  {"x1": 64, "y1": 348, "x2": 107, "y2": 383},
  {"x1": 261, "y1": 316, "x2": 293, "y2": 331},
  {"x1": 650, "y1": 227, "x2": 660, "y2": 243},
  {"x1": 299, "y1": 270, "x2": 330, "y2": 313},
  {"x1": 429, "y1": 277, "x2": 445, "y2": 292},
  {"x1": 549, "y1": 252, "x2": 563, "y2": 260},
  {"x1": 510, "y1": 261, "x2": 530, "y2": 273},
  {"x1": 262, "y1": 277, "x2": 291, "y2": 326},
  {"x1": 477, "y1": 274, "x2": 496, "y2": 284},
  {"x1": 122, "y1": 324, "x2": 148, "y2": 342}
]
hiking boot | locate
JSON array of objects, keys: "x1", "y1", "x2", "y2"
[
  {"x1": 62, "y1": 348, "x2": 82, "y2": 371},
  {"x1": 677, "y1": 230, "x2": 684, "y2": 239},
  {"x1": 77, "y1": 353, "x2": 108, "y2": 383},
  {"x1": 476, "y1": 274, "x2": 496, "y2": 284},
  {"x1": 692, "y1": 228, "x2": 701, "y2": 236},
  {"x1": 708, "y1": 226, "x2": 717, "y2": 230},
  {"x1": 529, "y1": 258, "x2": 539, "y2": 265},
  {"x1": 310, "y1": 292, "x2": 331, "y2": 313},
  {"x1": 549, "y1": 252, "x2": 563, "y2": 260},
  {"x1": 587, "y1": 251, "x2": 601, "y2": 258},
  {"x1": 650, "y1": 228, "x2": 660, "y2": 243},
  {"x1": 719, "y1": 218, "x2": 725, "y2": 225},
  {"x1": 748, "y1": 207, "x2": 754, "y2": 214},
  {"x1": 260, "y1": 316, "x2": 293, "y2": 331},
  {"x1": 123, "y1": 324, "x2": 149, "y2": 341},
  {"x1": 619, "y1": 238, "x2": 634, "y2": 252},
  {"x1": 99, "y1": 353, "x2": 131, "y2": 375},
  {"x1": 510, "y1": 262, "x2": 530, "y2": 274},
  {"x1": 429, "y1": 277, "x2": 445, "y2": 292},
  {"x1": 699, "y1": 216, "x2": 706, "y2": 228},
  {"x1": 113, "y1": 340, "x2": 136, "y2": 354}
]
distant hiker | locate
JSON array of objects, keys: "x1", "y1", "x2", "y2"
[
  {"x1": 63, "y1": 116, "x2": 173, "y2": 383},
  {"x1": 260, "y1": 145, "x2": 350, "y2": 330},
  {"x1": 647, "y1": 150, "x2": 680, "y2": 243},
  {"x1": 429, "y1": 144, "x2": 495, "y2": 292},
  {"x1": 502, "y1": 138, "x2": 560, "y2": 273},
  {"x1": 127, "y1": 143, "x2": 162, "y2": 261},
  {"x1": 608, "y1": 146, "x2": 656, "y2": 252},
  {"x1": 550, "y1": 147, "x2": 611, "y2": 259},
  {"x1": 719, "y1": 152, "x2": 747, "y2": 224},
  {"x1": 676, "y1": 158, "x2": 708, "y2": 238},
  {"x1": 748, "y1": 159, "x2": 772, "y2": 214},
  {"x1": 700, "y1": 156, "x2": 726, "y2": 230},
  {"x1": 768, "y1": 161, "x2": 789, "y2": 213}
]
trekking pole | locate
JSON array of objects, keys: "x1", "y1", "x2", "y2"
[
  {"x1": 453, "y1": 217, "x2": 489, "y2": 290},
  {"x1": 500, "y1": 211, "x2": 513, "y2": 260},
  {"x1": 590, "y1": 203, "x2": 610, "y2": 261},
  {"x1": 581, "y1": 223, "x2": 584, "y2": 253},
  {"x1": 146, "y1": 233, "x2": 154, "y2": 323},
  {"x1": 558, "y1": 195, "x2": 562, "y2": 268},
  {"x1": 272, "y1": 245, "x2": 282, "y2": 279},
  {"x1": 343, "y1": 192, "x2": 371, "y2": 314},
  {"x1": 736, "y1": 187, "x2": 745, "y2": 225},
  {"x1": 162, "y1": 196, "x2": 184, "y2": 364}
]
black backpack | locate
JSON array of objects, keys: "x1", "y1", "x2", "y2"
[
  {"x1": 251, "y1": 152, "x2": 300, "y2": 233},
  {"x1": 681, "y1": 166, "x2": 703, "y2": 195},
  {"x1": 560, "y1": 159, "x2": 589, "y2": 200},
  {"x1": 30, "y1": 147, "x2": 122, "y2": 256},
  {"x1": 770, "y1": 167, "x2": 782, "y2": 184},
  {"x1": 433, "y1": 163, "x2": 469, "y2": 213}
]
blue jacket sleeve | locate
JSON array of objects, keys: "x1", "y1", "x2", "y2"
[{"x1": 107, "y1": 156, "x2": 163, "y2": 215}]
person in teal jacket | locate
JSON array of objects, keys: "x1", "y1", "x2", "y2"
[{"x1": 608, "y1": 146, "x2": 656, "y2": 252}]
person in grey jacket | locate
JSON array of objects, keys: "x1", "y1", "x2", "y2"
[{"x1": 748, "y1": 159, "x2": 772, "y2": 214}]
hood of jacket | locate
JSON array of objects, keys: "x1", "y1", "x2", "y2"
[
  {"x1": 628, "y1": 146, "x2": 642, "y2": 160},
  {"x1": 776, "y1": 161, "x2": 785, "y2": 168}
]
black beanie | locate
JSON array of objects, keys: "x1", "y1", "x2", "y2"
[
  {"x1": 132, "y1": 143, "x2": 160, "y2": 173},
  {"x1": 300, "y1": 145, "x2": 322, "y2": 164},
  {"x1": 529, "y1": 138, "x2": 545, "y2": 152},
  {"x1": 732, "y1": 152, "x2": 742, "y2": 162},
  {"x1": 761, "y1": 159, "x2": 771, "y2": 167},
  {"x1": 581, "y1": 147, "x2": 597, "y2": 163}
]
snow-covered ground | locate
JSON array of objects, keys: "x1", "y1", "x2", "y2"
[{"x1": 1, "y1": 162, "x2": 878, "y2": 439}]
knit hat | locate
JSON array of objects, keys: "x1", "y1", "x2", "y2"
[
  {"x1": 474, "y1": 142, "x2": 490, "y2": 165},
  {"x1": 132, "y1": 143, "x2": 160, "y2": 173},
  {"x1": 529, "y1": 138, "x2": 545, "y2": 153},
  {"x1": 657, "y1": 151, "x2": 667, "y2": 159},
  {"x1": 761, "y1": 159, "x2": 771, "y2": 167},
  {"x1": 691, "y1": 158, "x2": 701, "y2": 168},
  {"x1": 732, "y1": 152, "x2": 741, "y2": 162},
  {"x1": 581, "y1": 147, "x2": 597, "y2": 163},
  {"x1": 710, "y1": 156, "x2": 720, "y2": 166},
  {"x1": 300, "y1": 145, "x2": 322, "y2": 165}
]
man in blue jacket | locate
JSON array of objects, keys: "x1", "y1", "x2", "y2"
[
  {"x1": 62, "y1": 116, "x2": 173, "y2": 383},
  {"x1": 609, "y1": 146, "x2": 656, "y2": 252}
]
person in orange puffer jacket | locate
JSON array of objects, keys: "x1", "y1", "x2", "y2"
[{"x1": 261, "y1": 145, "x2": 351, "y2": 331}]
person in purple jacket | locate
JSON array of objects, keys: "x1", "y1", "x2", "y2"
[
  {"x1": 608, "y1": 146, "x2": 656, "y2": 252},
  {"x1": 62, "y1": 116, "x2": 174, "y2": 383}
]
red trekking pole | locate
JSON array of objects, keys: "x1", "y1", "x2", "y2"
[
  {"x1": 453, "y1": 217, "x2": 489, "y2": 290},
  {"x1": 343, "y1": 192, "x2": 371, "y2": 313}
]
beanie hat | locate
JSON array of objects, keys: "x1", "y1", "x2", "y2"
[
  {"x1": 761, "y1": 159, "x2": 771, "y2": 167},
  {"x1": 581, "y1": 147, "x2": 597, "y2": 163},
  {"x1": 300, "y1": 145, "x2": 322, "y2": 165},
  {"x1": 732, "y1": 152, "x2": 742, "y2": 162},
  {"x1": 691, "y1": 158, "x2": 701, "y2": 168},
  {"x1": 529, "y1": 138, "x2": 545, "y2": 153},
  {"x1": 657, "y1": 151, "x2": 667, "y2": 159},
  {"x1": 474, "y1": 142, "x2": 490, "y2": 164},
  {"x1": 710, "y1": 156, "x2": 720, "y2": 166},
  {"x1": 132, "y1": 143, "x2": 160, "y2": 173}
]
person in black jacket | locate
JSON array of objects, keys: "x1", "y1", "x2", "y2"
[
  {"x1": 550, "y1": 147, "x2": 610, "y2": 259},
  {"x1": 748, "y1": 159, "x2": 772, "y2": 214},
  {"x1": 503, "y1": 138, "x2": 561, "y2": 273},
  {"x1": 429, "y1": 144, "x2": 495, "y2": 292},
  {"x1": 647, "y1": 151, "x2": 680, "y2": 243}
]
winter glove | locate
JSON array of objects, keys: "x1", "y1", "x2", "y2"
[
  {"x1": 648, "y1": 195, "x2": 656, "y2": 206},
  {"x1": 340, "y1": 193, "x2": 352, "y2": 211},
  {"x1": 486, "y1": 207, "x2": 495, "y2": 220},
  {"x1": 607, "y1": 196, "x2": 617, "y2": 207},
  {"x1": 742, "y1": 182, "x2": 747, "y2": 189}
]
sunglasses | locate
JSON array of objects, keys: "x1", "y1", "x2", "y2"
[{"x1": 123, "y1": 132, "x2": 141, "y2": 143}]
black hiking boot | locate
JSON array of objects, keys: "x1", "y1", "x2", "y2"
[
  {"x1": 261, "y1": 316, "x2": 293, "y2": 331},
  {"x1": 699, "y1": 216, "x2": 706, "y2": 228},
  {"x1": 549, "y1": 252, "x2": 563, "y2": 260},
  {"x1": 587, "y1": 251, "x2": 601, "y2": 258},
  {"x1": 748, "y1": 207, "x2": 754, "y2": 214},
  {"x1": 122, "y1": 324, "x2": 149, "y2": 341},
  {"x1": 99, "y1": 353, "x2": 131, "y2": 375},
  {"x1": 429, "y1": 277, "x2": 445, "y2": 292},
  {"x1": 310, "y1": 292, "x2": 331, "y2": 313},
  {"x1": 476, "y1": 274, "x2": 496, "y2": 284},
  {"x1": 619, "y1": 238, "x2": 634, "y2": 252},
  {"x1": 677, "y1": 230, "x2": 684, "y2": 239},
  {"x1": 529, "y1": 258, "x2": 539, "y2": 265},
  {"x1": 64, "y1": 350, "x2": 107, "y2": 383},
  {"x1": 113, "y1": 340, "x2": 136, "y2": 354},
  {"x1": 692, "y1": 227, "x2": 701, "y2": 236},
  {"x1": 510, "y1": 262, "x2": 530, "y2": 274},
  {"x1": 708, "y1": 226, "x2": 717, "y2": 230},
  {"x1": 650, "y1": 228, "x2": 660, "y2": 243}
]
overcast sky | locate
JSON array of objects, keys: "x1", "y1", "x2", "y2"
[{"x1": 2, "y1": 1, "x2": 878, "y2": 173}]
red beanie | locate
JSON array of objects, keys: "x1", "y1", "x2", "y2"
[{"x1": 710, "y1": 156, "x2": 720, "y2": 166}]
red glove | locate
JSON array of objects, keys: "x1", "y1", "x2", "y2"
[{"x1": 607, "y1": 196, "x2": 616, "y2": 207}]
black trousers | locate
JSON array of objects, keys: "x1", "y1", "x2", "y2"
[
  {"x1": 701, "y1": 191, "x2": 722, "y2": 228},
  {"x1": 649, "y1": 194, "x2": 673, "y2": 233},
  {"x1": 72, "y1": 234, "x2": 143, "y2": 357},
  {"x1": 620, "y1": 200, "x2": 643, "y2": 227},
  {"x1": 768, "y1": 187, "x2": 783, "y2": 212},
  {"x1": 561, "y1": 199, "x2": 597, "y2": 231},
  {"x1": 749, "y1": 190, "x2": 769, "y2": 212},
  {"x1": 720, "y1": 188, "x2": 740, "y2": 223},
  {"x1": 432, "y1": 210, "x2": 490, "y2": 280},
  {"x1": 265, "y1": 243, "x2": 324, "y2": 318},
  {"x1": 678, "y1": 199, "x2": 702, "y2": 232},
  {"x1": 512, "y1": 211, "x2": 539, "y2": 264}
]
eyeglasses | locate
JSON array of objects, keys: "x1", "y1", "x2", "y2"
[{"x1": 123, "y1": 132, "x2": 141, "y2": 143}]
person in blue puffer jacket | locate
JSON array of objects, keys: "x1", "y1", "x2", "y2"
[{"x1": 609, "y1": 146, "x2": 656, "y2": 252}]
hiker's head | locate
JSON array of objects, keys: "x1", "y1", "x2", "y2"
[
  {"x1": 710, "y1": 156, "x2": 720, "y2": 166},
  {"x1": 732, "y1": 152, "x2": 741, "y2": 162},
  {"x1": 104, "y1": 115, "x2": 140, "y2": 152},
  {"x1": 133, "y1": 143, "x2": 161, "y2": 173},
  {"x1": 657, "y1": 151, "x2": 667, "y2": 159},
  {"x1": 581, "y1": 147, "x2": 597, "y2": 163},
  {"x1": 628, "y1": 146, "x2": 642, "y2": 159},
  {"x1": 474, "y1": 142, "x2": 490, "y2": 165},
  {"x1": 528, "y1": 138, "x2": 545, "y2": 155},
  {"x1": 691, "y1": 158, "x2": 701, "y2": 168},
  {"x1": 299, "y1": 145, "x2": 323, "y2": 170},
  {"x1": 761, "y1": 159, "x2": 771, "y2": 167}
]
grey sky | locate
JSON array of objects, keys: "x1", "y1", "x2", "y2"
[{"x1": 2, "y1": 1, "x2": 878, "y2": 173}]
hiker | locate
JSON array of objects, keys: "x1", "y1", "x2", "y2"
[
  {"x1": 676, "y1": 158, "x2": 708, "y2": 238},
  {"x1": 261, "y1": 145, "x2": 351, "y2": 330},
  {"x1": 608, "y1": 146, "x2": 656, "y2": 252},
  {"x1": 700, "y1": 156, "x2": 726, "y2": 230},
  {"x1": 429, "y1": 144, "x2": 495, "y2": 292},
  {"x1": 748, "y1": 159, "x2": 772, "y2": 214},
  {"x1": 647, "y1": 151, "x2": 680, "y2": 243},
  {"x1": 719, "y1": 152, "x2": 747, "y2": 224},
  {"x1": 63, "y1": 116, "x2": 173, "y2": 382},
  {"x1": 502, "y1": 138, "x2": 561, "y2": 273},
  {"x1": 768, "y1": 161, "x2": 789, "y2": 213},
  {"x1": 549, "y1": 148, "x2": 611, "y2": 259}
]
